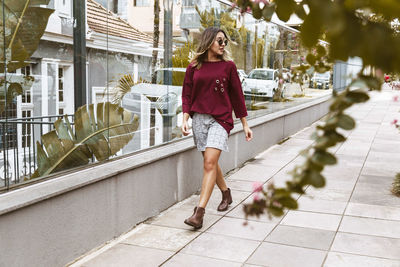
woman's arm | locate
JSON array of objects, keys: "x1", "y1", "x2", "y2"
[
  {"x1": 181, "y1": 112, "x2": 191, "y2": 136},
  {"x1": 240, "y1": 117, "x2": 253, "y2": 141},
  {"x1": 181, "y1": 65, "x2": 194, "y2": 136}
]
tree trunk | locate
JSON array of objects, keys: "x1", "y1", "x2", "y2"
[{"x1": 151, "y1": 0, "x2": 160, "y2": 84}]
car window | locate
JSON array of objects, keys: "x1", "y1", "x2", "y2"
[
  {"x1": 314, "y1": 72, "x2": 330, "y2": 78},
  {"x1": 248, "y1": 70, "x2": 274, "y2": 80}
]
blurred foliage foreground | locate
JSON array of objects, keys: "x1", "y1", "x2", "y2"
[{"x1": 230, "y1": 0, "x2": 400, "y2": 218}]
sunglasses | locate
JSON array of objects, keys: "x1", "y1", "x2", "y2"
[{"x1": 217, "y1": 38, "x2": 228, "y2": 46}]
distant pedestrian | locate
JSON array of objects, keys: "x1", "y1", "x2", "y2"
[{"x1": 181, "y1": 27, "x2": 253, "y2": 229}]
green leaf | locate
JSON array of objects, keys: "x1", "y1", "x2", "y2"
[
  {"x1": 268, "y1": 206, "x2": 285, "y2": 217},
  {"x1": 273, "y1": 188, "x2": 291, "y2": 198},
  {"x1": 31, "y1": 102, "x2": 139, "y2": 178},
  {"x1": 275, "y1": 0, "x2": 295, "y2": 22},
  {"x1": 1, "y1": 1, "x2": 54, "y2": 72},
  {"x1": 262, "y1": 4, "x2": 276, "y2": 21},
  {"x1": 360, "y1": 76, "x2": 382, "y2": 91},
  {"x1": 277, "y1": 196, "x2": 298, "y2": 209},
  {"x1": 316, "y1": 45, "x2": 327, "y2": 57},
  {"x1": 300, "y1": 13, "x2": 321, "y2": 48},
  {"x1": 337, "y1": 114, "x2": 356, "y2": 130},
  {"x1": 306, "y1": 54, "x2": 316, "y2": 65},
  {"x1": 312, "y1": 150, "x2": 337, "y2": 165},
  {"x1": 345, "y1": 90, "x2": 370, "y2": 103},
  {"x1": 305, "y1": 170, "x2": 326, "y2": 188}
]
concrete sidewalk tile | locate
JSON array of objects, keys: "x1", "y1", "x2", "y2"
[
  {"x1": 246, "y1": 242, "x2": 326, "y2": 267},
  {"x1": 206, "y1": 217, "x2": 275, "y2": 241},
  {"x1": 122, "y1": 225, "x2": 200, "y2": 251},
  {"x1": 228, "y1": 164, "x2": 281, "y2": 182},
  {"x1": 331, "y1": 232, "x2": 400, "y2": 260},
  {"x1": 225, "y1": 204, "x2": 283, "y2": 224},
  {"x1": 324, "y1": 252, "x2": 400, "y2": 267},
  {"x1": 371, "y1": 142, "x2": 400, "y2": 153},
  {"x1": 323, "y1": 180, "x2": 356, "y2": 192},
  {"x1": 339, "y1": 216, "x2": 400, "y2": 238},
  {"x1": 366, "y1": 151, "x2": 400, "y2": 163},
  {"x1": 265, "y1": 225, "x2": 335, "y2": 250},
  {"x1": 225, "y1": 180, "x2": 256, "y2": 192},
  {"x1": 358, "y1": 174, "x2": 394, "y2": 186},
  {"x1": 345, "y1": 203, "x2": 400, "y2": 221},
  {"x1": 162, "y1": 253, "x2": 242, "y2": 267},
  {"x1": 297, "y1": 196, "x2": 347, "y2": 214},
  {"x1": 350, "y1": 186, "x2": 400, "y2": 208},
  {"x1": 281, "y1": 210, "x2": 342, "y2": 231},
  {"x1": 146, "y1": 207, "x2": 222, "y2": 232},
  {"x1": 82, "y1": 244, "x2": 174, "y2": 267},
  {"x1": 305, "y1": 188, "x2": 352, "y2": 202},
  {"x1": 361, "y1": 165, "x2": 398, "y2": 178},
  {"x1": 181, "y1": 232, "x2": 260, "y2": 263}
]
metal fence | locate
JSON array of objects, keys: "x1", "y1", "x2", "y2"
[{"x1": 0, "y1": 114, "x2": 74, "y2": 191}]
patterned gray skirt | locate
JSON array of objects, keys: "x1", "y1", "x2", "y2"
[{"x1": 192, "y1": 113, "x2": 229, "y2": 152}]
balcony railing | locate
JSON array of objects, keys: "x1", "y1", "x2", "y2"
[{"x1": 0, "y1": 114, "x2": 74, "y2": 191}]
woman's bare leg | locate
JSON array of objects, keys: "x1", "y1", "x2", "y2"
[
  {"x1": 198, "y1": 147, "x2": 222, "y2": 208},
  {"x1": 201, "y1": 152, "x2": 228, "y2": 192}
]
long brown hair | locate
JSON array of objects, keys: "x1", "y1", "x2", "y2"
[{"x1": 191, "y1": 27, "x2": 231, "y2": 69}]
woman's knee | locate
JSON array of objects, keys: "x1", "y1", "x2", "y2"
[{"x1": 203, "y1": 157, "x2": 217, "y2": 172}]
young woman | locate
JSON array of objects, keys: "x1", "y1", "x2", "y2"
[{"x1": 181, "y1": 27, "x2": 253, "y2": 229}]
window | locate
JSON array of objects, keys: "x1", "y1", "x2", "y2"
[
  {"x1": 21, "y1": 66, "x2": 32, "y2": 104},
  {"x1": 133, "y1": 0, "x2": 150, "y2": 7},
  {"x1": 182, "y1": 0, "x2": 195, "y2": 7},
  {"x1": 21, "y1": 110, "x2": 32, "y2": 148},
  {"x1": 0, "y1": 100, "x2": 17, "y2": 150},
  {"x1": 58, "y1": 0, "x2": 72, "y2": 17},
  {"x1": 58, "y1": 67, "x2": 64, "y2": 103}
]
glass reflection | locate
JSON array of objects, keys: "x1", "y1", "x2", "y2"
[{"x1": 0, "y1": 0, "x2": 344, "y2": 190}]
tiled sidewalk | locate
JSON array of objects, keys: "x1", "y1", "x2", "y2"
[{"x1": 71, "y1": 89, "x2": 400, "y2": 267}]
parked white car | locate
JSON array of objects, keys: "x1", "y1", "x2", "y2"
[
  {"x1": 121, "y1": 68, "x2": 185, "y2": 116},
  {"x1": 309, "y1": 71, "x2": 331, "y2": 89},
  {"x1": 242, "y1": 68, "x2": 279, "y2": 98}
]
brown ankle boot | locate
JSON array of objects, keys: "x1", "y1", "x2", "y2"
[
  {"x1": 217, "y1": 188, "x2": 233, "y2": 211},
  {"x1": 184, "y1": 207, "x2": 205, "y2": 229}
]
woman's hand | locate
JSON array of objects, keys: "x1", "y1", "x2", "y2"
[
  {"x1": 244, "y1": 125, "x2": 253, "y2": 141},
  {"x1": 240, "y1": 117, "x2": 253, "y2": 141},
  {"x1": 181, "y1": 113, "x2": 191, "y2": 136}
]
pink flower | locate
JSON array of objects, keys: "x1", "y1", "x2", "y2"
[
  {"x1": 253, "y1": 193, "x2": 261, "y2": 201},
  {"x1": 391, "y1": 119, "x2": 398, "y2": 125},
  {"x1": 252, "y1": 182, "x2": 263, "y2": 192},
  {"x1": 393, "y1": 95, "x2": 399, "y2": 102}
]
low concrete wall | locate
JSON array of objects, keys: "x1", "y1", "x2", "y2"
[{"x1": 0, "y1": 95, "x2": 331, "y2": 267}]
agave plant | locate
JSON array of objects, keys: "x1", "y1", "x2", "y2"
[{"x1": 31, "y1": 102, "x2": 139, "y2": 178}]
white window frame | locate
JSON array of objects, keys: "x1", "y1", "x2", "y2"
[{"x1": 56, "y1": 0, "x2": 72, "y2": 18}]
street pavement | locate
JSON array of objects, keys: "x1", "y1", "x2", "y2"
[{"x1": 70, "y1": 87, "x2": 400, "y2": 267}]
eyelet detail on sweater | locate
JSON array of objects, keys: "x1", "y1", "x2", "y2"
[
  {"x1": 216, "y1": 79, "x2": 220, "y2": 84},
  {"x1": 214, "y1": 87, "x2": 218, "y2": 91},
  {"x1": 221, "y1": 88, "x2": 224, "y2": 93}
]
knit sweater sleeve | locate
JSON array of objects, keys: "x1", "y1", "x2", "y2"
[
  {"x1": 182, "y1": 64, "x2": 194, "y2": 114},
  {"x1": 228, "y1": 62, "x2": 248, "y2": 118}
]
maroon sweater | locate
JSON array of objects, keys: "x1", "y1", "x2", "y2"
[{"x1": 182, "y1": 60, "x2": 248, "y2": 134}]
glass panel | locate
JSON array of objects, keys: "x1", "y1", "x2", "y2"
[{"x1": 0, "y1": 0, "x2": 357, "y2": 192}]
